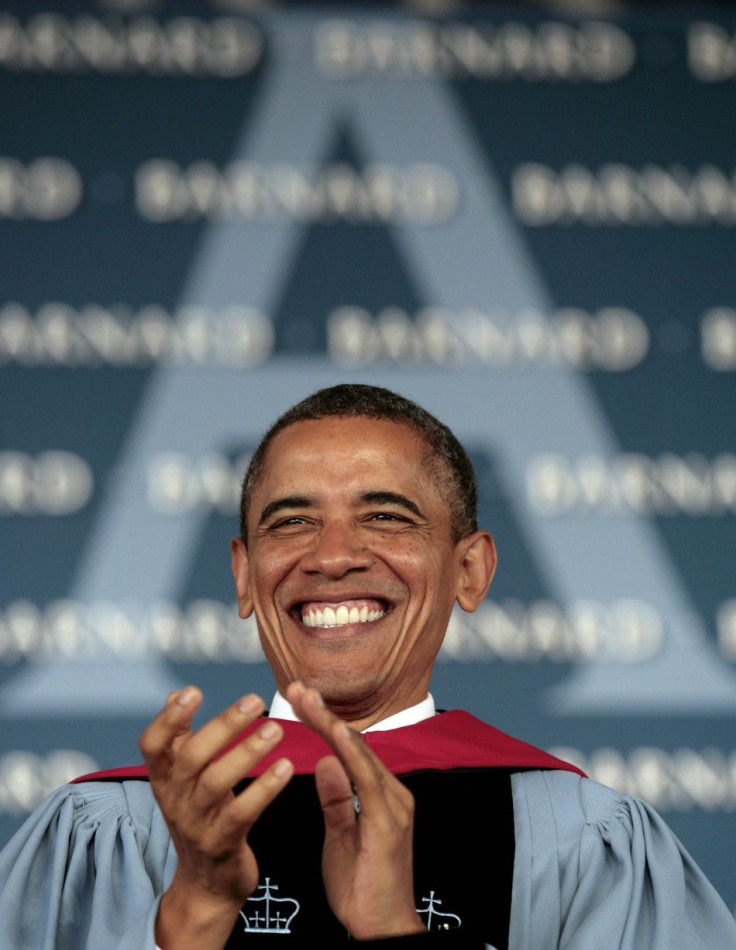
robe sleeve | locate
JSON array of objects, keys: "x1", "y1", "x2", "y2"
[
  {"x1": 509, "y1": 770, "x2": 736, "y2": 950},
  {"x1": 0, "y1": 780, "x2": 176, "y2": 950}
]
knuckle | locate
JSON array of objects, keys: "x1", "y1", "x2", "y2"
[
  {"x1": 363, "y1": 773, "x2": 384, "y2": 795},
  {"x1": 221, "y1": 705, "x2": 246, "y2": 730},
  {"x1": 175, "y1": 743, "x2": 200, "y2": 771},
  {"x1": 399, "y1": 786, "x2": 415, "y2": 809},
  {"x1": 138, "y1": 731, "x2": 159, "y2": 758},
  {"x1": 195, "y1": 834, "x2": 220, "y2": 860},
  {"x1": 219, "y1": 809, "x2": 247, "y2": 839},
  {"x1": 398, "y1": 807, "x2": 414, "y2": 831},
  {"x1": 198, "y1": 769, "x2": 222, "y2": 797}
]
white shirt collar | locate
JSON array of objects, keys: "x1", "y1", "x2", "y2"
[{"x1": 268, "y1": 691, "x2": 436, "y2": 732}]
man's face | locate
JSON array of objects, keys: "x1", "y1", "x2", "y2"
[{"x1": 231, "y1": 416, "x2": 493, "y2": 724}]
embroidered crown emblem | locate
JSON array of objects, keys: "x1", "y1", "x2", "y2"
[
  {"x1": 417, "y1": 891, "x2": 462, "y2": 931},
  {"x1": 239, "y1": 878, "x2": 301, "y2": 933}
]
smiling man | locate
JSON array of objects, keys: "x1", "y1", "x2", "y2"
[
  {"x1": 231, "y1": 411, "x2": 495, "y2": 728},
  {"x1": 0, "y1": 384, "x2": 735, "y2": 950}
]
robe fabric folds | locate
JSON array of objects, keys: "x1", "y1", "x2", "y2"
[{"x1": 0, "y1": 710, "x2": 734, "y2": 949}]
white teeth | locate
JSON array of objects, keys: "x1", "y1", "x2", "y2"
[{"x1": 301, "y1": 605, "x2": 386, "y2": 628}]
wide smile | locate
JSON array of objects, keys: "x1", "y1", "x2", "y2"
[{"x1": 295, "y1": 598, "x2": 390, "y2": 629}]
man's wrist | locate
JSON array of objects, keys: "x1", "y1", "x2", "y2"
[{"x1": 155, "y1": 883, "x2": 242, "y2": 950}]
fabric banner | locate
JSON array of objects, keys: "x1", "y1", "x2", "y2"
[{"x1": 0, "y1": 0, "x2": 734, "y2": 915}]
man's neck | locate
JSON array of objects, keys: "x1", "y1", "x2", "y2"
[{"x1": 268, "y1": 692, "x2": 436, "y2": 733}]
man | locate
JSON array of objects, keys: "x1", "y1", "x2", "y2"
[{"x1": 0, "y1": 383, "x2": 734, "y2": 949}]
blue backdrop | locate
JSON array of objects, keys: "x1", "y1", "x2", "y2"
[{"x1": 1, "y1": 0, "x2": 735, "y2": 917}]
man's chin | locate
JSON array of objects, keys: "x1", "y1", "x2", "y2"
[{"x1": 299, "y1": 670, "x2": 382, "y2": 713}]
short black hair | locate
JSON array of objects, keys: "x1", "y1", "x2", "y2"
[{"x1": 240, "y1": 383, "x2": 477, "y2": 544}]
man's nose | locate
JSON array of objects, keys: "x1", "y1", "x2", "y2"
[{"x1": 299, "y1": 520, "x2": 372, "y2": 577}]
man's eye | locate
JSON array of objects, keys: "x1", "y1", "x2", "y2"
[
  {"x1": 271, "y1": 516, "x2": 307, "y2": 529},
  {"x1": 370, "y1": 512, "x2": 405, "y2": 522}
]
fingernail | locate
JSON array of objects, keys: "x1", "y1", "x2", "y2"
[
  {"x1": 237, "y1": 694, "x2": 261, "y2": 714},
  {"x1": 311, "y1": 689, "x2": 324, "y2": 708},
  {"x1": 259, "y1": 721, "x2": 280, "y2": 740},
  {"x1": 273, "y1": 758, "x2": 292, "y2": 778},
  {"x1": 176, "y1": 686, "x2": 197, "y2": 707}
]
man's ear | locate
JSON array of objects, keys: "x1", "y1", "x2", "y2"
[
  {"x1": 230, "y1": 536, "x2": 254, "y2": 618},
  {"x1": 455, "y1": 531, "x2": 497, "y2": 613}
]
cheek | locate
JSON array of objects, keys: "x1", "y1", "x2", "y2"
[
  {"x1": 250, "y1": 546, "x2": 306, "y2": 599},
  {"x1": 248, "y1": 560, "x2": 286, "y2": 601},
  {"x1": 382, "y1": 544, "x2": 448, "y2": 590}
]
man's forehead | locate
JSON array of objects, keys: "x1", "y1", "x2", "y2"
[
  {"x1": 264, "y1": 416, "x2": 426, "y2": 460},
  {"x1": 255, "y1": 417, "x2": 435, "y2": 494}
]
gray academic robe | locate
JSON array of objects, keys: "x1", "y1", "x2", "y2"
[{"x1": 0, "y1": 711, "x2": 733, "y2": 949}]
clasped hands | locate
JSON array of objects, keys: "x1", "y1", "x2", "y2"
[{"x1": 140, "y1": 681, "x2": 425, "y2": 949}]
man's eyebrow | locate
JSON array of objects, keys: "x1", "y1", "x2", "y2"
[
  {"x1": 258, "y1": 496, "x2": 315, "y2": 526},
  {"x1": 361, "y1": 491, "x2": 425, "y2": 519}
]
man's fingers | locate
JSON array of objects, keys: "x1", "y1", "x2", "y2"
[
  {"x1": 326, "y1": 720, "x2": 410, "y2": 822},
  {"x1": 285, "y1": 680, "x2": 342, "y2": 737},
  {"x1": 314, "y1": 755, "x2": 356, "y2": 828},
  {"x1": 173, "y1": 693, "x2": 265, "y2": 780},
  {"x1": 190, "y1": 719, "x2": 287, "y2": 807},
  {"x1": 223, "y1": 755, "x2": 295, "y2": 833},
  {"x1": 189, "y1": 754, "x2": 295, "y2": 853},
  {"x1": 139, "y1": 686, "x2": 203, "y2": 780},
  {"x1": 140, "y1": 688, "x2": 267, "y2": 786},
  {"x1": 286, "y1": 681, "x2": 407, "y2": 820}
]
